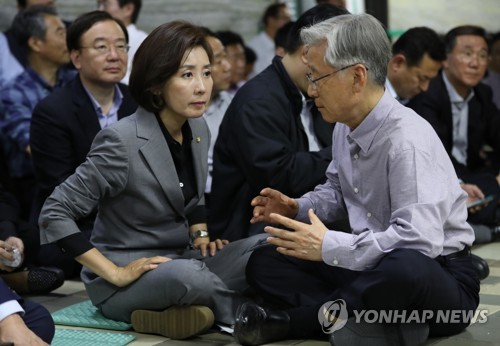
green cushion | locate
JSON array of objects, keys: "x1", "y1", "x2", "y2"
[
  {"x1": 52, "y1": 328, "x2": 135, "y2": 346},
  {"x1": 52, "y1": 300, "x2": 132, "y2": 330}
]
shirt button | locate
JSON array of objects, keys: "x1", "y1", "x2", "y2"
[
  {"x1": 354, "y1": 187, "x2": 359, "y2": 194},
  {"x1": 367, "y1": 212, "x2": 372, "y2": 218},
  {"x1": 179, "y1": 182, "x2": 184, "y2": 187},
  {"x1": 354, "y1": 154, "x2": 359, "y2": 160},
  {"x1": 333, "y1": 259, "x2": 339, "y2": 265}
]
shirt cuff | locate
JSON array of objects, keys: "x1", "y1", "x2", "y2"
[
  {"x1": 57, "y1": 232, "x2": 94, "y2": 257},
  {"x1": 0, "y1": 300, "x2": 24, "y2": 321},
  {"x1": 321, "y1": 230, "x2": 355, "y2": 268}
]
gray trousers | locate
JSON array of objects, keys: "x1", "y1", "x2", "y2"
[{"x1": 100, "y1": 233, "x2": 268, "y2": 325}]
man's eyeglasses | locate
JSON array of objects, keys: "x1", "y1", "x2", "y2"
[
  {"x1": 80, "y1": 43, "x2": 130, "y2": 55},
  {"x1": 306, "y1": 63, "x2": 367, "y2": 90}
]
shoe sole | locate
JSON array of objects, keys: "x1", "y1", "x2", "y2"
[{"x1": 131, "y1": 305, "x2": 214, "y2": 339}]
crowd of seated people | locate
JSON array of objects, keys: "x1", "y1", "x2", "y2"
[{"x1": 0, "y1": 1, "x2": 498, "y2": 345}]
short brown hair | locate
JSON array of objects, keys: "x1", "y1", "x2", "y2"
[{"x1": 129, "y1": 21, "x2": 213, "y2": 113}]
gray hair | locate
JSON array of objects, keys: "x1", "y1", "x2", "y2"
[
  {"x1": 300, "y1": 13, "x2": 391, "y2": 87},
  {"x1": 11, "y1": 5, "x2": 58, "y2": 49}
]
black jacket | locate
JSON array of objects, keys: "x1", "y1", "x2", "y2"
[
  {"x1": 209, "y1": 56, "x2": 334, "y2": 240},
  {"x1": 30, "y1": 76, "x2": 137, "y2": 227},
  {"x1": 408, "y1": 71, "x2": 500, "y2": 180}
]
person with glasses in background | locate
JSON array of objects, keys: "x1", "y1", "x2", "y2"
[
  {"x1": 409, "y1": 25, "x2": 500, "y2": 247},
  {"x1": 235, "y1": 14, "x2": 480, "y2": 346},
  {"x1": 0, "y1": 7, "x2": 74, "y2": 294},
  {"x1": 0, "y1": 5, "x2": 75, "y2": 220},
  {"x1": 97, "y1": 0, "x2": 147, "y2": 85},
  {"x1": 29, "y1": 11, "x2": 137, "y2": 279}
]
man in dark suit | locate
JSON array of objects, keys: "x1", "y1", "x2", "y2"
[
  {"x1": 30, "y1": 11, "x2": 137, "y2": 277},
  {"x1": 409, "y1": 25, "x2": 500, "y2": 241},
  {"x1": 209, "y1": 4, "x2": 348, "y2": 241},
  {"x1": 0, "y1": 277, "x2": 54, "y2": 344}
]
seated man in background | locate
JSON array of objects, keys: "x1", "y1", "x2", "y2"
[
  {"x1": 209, "y1": 4, "x2": 348, "y2": 241},
  {"x1": 216, "y1": 31, "x2": 246, "y2": 95},
  {"x1": 235, "y1": 14, "x2": 479, "y2": 346},
  {"x1": 97, "y1": 0, "x2": 147, "y2": 84},
  {"x1": 409, "y1": 25, "x2": 500, "y2": 244},
  {"x1": 482, "y1": 32, "x2": 500, "y2": 110},
  {"x1": 0, "y1": 5, "x2": 75, "y2": 220},
  {"x1": 200, "y1": 28, "x2": 232, "y2": 207},
  {"x1": 386, "y1": 26, "x2": 445, "y2": 104},
  {"x1": 30, "y1": 11, "x2": 137, "y2": 278}
]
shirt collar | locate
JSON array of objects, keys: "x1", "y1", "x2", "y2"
[
  {"x1": 347, "y1": 89, "x2": 395, "y2": 154},
  {"x1": 82, "y1": 82, "x2": 123, "y2": 114},
  {"x1": 442, "y1": 71, "x2": 474, "y2": 104}
]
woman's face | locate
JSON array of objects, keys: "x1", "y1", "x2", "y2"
[{"x1": 160, "y1": 46, "x2": 213, "y2": 121}]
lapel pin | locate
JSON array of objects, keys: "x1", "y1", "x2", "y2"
[{"x1": 196, "y1": 136, "x2": 201, "y2": 143}]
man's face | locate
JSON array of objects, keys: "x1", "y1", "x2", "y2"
[
  {"x1": 443, "y1": 34, "x2": 488, "y2": 92},
  {"x1": 36, "y1": 14, "x2": 69, "y2": 66},
  {"x1": 390, "y1": 53, "x2": 442, "y2": 100},
  {"x1": 305, "y1": 42, "x2": 353, "y2": 125},
  {"x1": 71, "y1": 19, "x2": 128, "y2": 87},
  {"x1": 207, "y1": 36, "x2": 231, "y2": 95},
  {"x1": 225, "y1": 43, "x2": 245, "y2": 85}
]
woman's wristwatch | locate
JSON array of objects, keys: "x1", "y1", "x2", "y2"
[{"x1": 189, "y1": 230, "x2": 209, "y2": 248}]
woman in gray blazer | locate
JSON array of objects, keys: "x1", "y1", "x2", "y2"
[{"x1": 38, "y1": 20, "x2": 266, "y2": 340}]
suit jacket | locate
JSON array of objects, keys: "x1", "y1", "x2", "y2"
[
  {"x1": 209, "y1": 56, "x2": 333, "y2": 241},
  {"x1": 39, "y1": 107, "x2": 209, "y2": 305},
  {"x1": 30, "y1": 76, "x2": 137, "y2": 228},
  {"x1": 0, "y1": 277, "x2": 20, "y2": 304},
  {"x1": 408, "y1": 71, "x2": 500, "y2": 180}
]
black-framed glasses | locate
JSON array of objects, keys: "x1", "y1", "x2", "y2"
[
  {"x1": 80, "y1": 43, "x2": 130, "y2": 55},
  {"x1": 306, "y1": 63, "x2": 367, "y2": 89}
]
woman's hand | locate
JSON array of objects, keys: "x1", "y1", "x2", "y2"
[
  {"x1": 111, "y1": 256, "x2": 171, "y2": 287},
  {"x1": 192, "y1": 237, "x2": 229, "y2": 257}
]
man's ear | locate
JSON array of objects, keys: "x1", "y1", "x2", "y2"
[
  {"x1": 391, "y1": 54, "x2": 407, "y2": 70},
  {"x1": 70, "y1": 49, "x2": 82, "y2": 69},
  {"x1": 28, "y1": 36, "x2": 43, "y2": 53},
  {"x1": 352, "y1": 64, "x2": 368, "y2": 93}
]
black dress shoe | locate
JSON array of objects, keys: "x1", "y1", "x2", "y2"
[
  {"x1": 470, "y1": 254, "x2": 489, "y2": 280},
  {"x1": 234, "y1": 302, "x2": 290, "y2": 346}
]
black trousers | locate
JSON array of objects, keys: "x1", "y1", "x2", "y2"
[
  {"x1": 20, "y1": 298, "x2": 55, "y2": 343},
  {"x1": 246, "y1": 245, "x2": 480, "y2": 339}
]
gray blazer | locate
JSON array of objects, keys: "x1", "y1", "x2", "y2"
[{"x1": 39, "y1": 106, "x2": 210, "y2": 304}]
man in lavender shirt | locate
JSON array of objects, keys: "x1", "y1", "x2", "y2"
[{"x1": 233, "y1": 14, "x2": 480, "y2": 346}]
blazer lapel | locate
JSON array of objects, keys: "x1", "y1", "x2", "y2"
[
  {"x1": 188, "y1": 118, "x2": 208, "y2": 203},
  {"x1": 136, "y1": 108, "x2": 185, "y2": 216}
]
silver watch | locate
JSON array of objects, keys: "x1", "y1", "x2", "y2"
[{"x1": 189, "y1": 230, "x2": 209, "y2": 246}]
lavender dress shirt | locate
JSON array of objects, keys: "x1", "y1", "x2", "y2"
[{"x1": 296, "y1": 90, "x2": 474, "y2": 271}]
